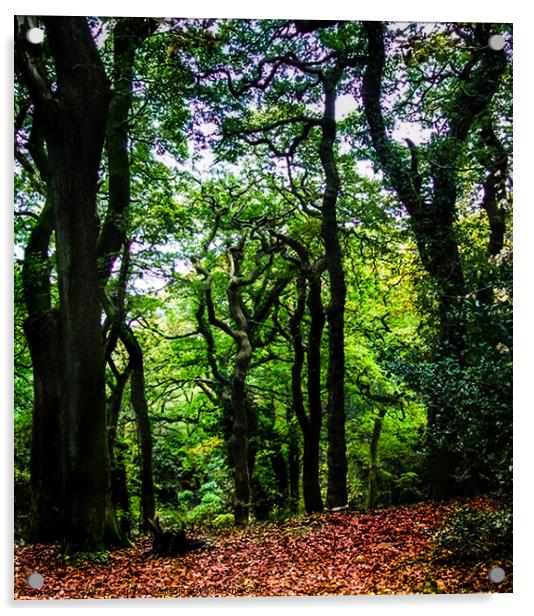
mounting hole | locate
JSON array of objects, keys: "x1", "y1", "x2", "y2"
[
  {"x1": 26, "y1": 572, "x2": 44, "y2": 589},
  {"x1": 488, "y1": 34, "x2": 505, "y2": 51},
  {"x1": 26, "y1": 27, "x2": 45, "y2": 45},
  {"x1": 488, "y1": 566, "x2": 505, "y2": 583}
]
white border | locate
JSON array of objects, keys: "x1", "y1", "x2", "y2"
[{"x1": 2, "y1": 1, "x2": 533, "y2": 614}]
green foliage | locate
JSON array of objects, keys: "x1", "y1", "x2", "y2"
[
  {"x1": 211, "y1": 513, "x2": 234, "y2": 528},
  {"x1": 433, "y1": 506, "x2": 512, "y2": 563},
  {"x1": 14, "y1": 266, "x2": 33, "y2": 541},
  {"x1": 179, "y1": 478, "x2": 230, "y2": 526},
  {"x1": 14, "y1": 17, "x2": 513, "y2": 544},
  {"x1": 155, "y1": 510, "x2": 186, "y2": 534},
  {"x1": 392, "y1": 339, "x2": 512, "y2": 494},
  {"x1": 250, "y1": 450, "x2": 288, "y2": 521},
  {"x1": 346, "y1": 398, "x2": 426, "y2": 508},
  {"x1": 392, "y1": 471, "x2": 424, "y2": 503}
]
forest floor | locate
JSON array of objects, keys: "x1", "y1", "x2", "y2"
[{"x1": 14, "y1": 496, "x2": 512, "y2": 600}]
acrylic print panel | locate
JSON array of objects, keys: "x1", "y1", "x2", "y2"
[{"x1": 13, "y1": 16, "x2": 512, "y2": 599}]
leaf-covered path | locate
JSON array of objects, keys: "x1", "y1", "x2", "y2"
[{"x1": 14, "y1": 498, "x2": 512, "y2": 599}]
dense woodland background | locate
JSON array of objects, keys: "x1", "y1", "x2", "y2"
[{"x1": 14, "y1": 16, "x2": 512, "y2": 574}]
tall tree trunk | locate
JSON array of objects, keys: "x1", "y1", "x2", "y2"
[
  {"x1": 97, "y1": 19, "x2": 158, "y2": 533},
  {"x1": 102, "y1": 290, "x2": 156, "y2": 531},
  {"x1": 14, "y1": 102, "x2": 66, "y2": 542},
  {"x1": 286, "y1": 412, "x2": 300, "y2": 513},
  {"x1": 97, "y1": 18, "x2": 156, "y2": 283},
  {"x1": 17, "y1": 16, "x2": 120, "y2": 550},
  {"x1": 197, "y1": 237, "x2": 290, "y2": 525},
  {"x1": 289, "y1": 274, "x2": 324, "y2": 514},
  {"x1": 19, "y1": 175, "x2": 64, "y2": 540},
  {"x1": 215, "y1": 249, "x2": 254, "y2": 526},
  {"x1": 475, "y1": 120, "x2": 509, "y2": 308},
  {"x1": 273, "y1": 233, "x2": 325, "y2": 514},
  {"x1": 305, "y1": 271, "x2": 326, "y2": 512},
  {"x1": 199, "y1": 245, "x2": 253, "y2": 526},
  {"x1": 107, "y1": 368, "x2": 132, "y2": 537},
  {"x1": 102, "y1": 233, "x2": 156, "y2": 532},
  {"x1": 24, "y1": 310, "x2": 63, "y2": 541},
  {"x1": 320, "y1": 80, "x2": 348, "y2": 509},
  {"x1": 226, "y1": 254, "x2": 254, "y2": 526},
  {"x1": 288, "y1": 277, "x2": 309, "y2": 510},
  {"x1": 230, "y1": 331, "x2": 252, "y2": 526},
  {"x1": 54, "y1": 167, "x2": 116, "y2": 551},
  {"x1": 56, "y1": 186, "x2": 116, "y2": 550},
  {"x1": 127, "y1": 337, "x2": 156, "y2": 529}
]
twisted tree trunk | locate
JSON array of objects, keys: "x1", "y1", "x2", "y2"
[
  {"x1": 320, "y1": 79, "x2": 348, "y2": 509},
  {"x1": 362, "y1": 21, "x2": 508, "y2": 498}
]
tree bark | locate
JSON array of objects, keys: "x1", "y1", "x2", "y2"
[
  {"x1": 320, "y1": 79, "x2": 348, "y2": 509},
  {"x1": 97, "y1": 18, "x2": 157, "y2": 283},
  {"x1": 98, "y1": 19, "x2": 158, "y2": 533},
  {"x1": 196, "y1": 247, "x2": 252, "y2": 526},
  {"x1": 227, "y1": 266, "x2": 253, "y2": 526},
  {"x1": 194, "y1": 231, "x2": 289, "y2": 526},
  {"x1": 288, "y1": 276, "x2": 309, "y2": 509},
  {"x1": 24, "y1": 310, "x2": 63, "y2": 541},
  {"x1": 286, "y1": 412, "x2": 300, "y2": 513},
  {"x1": 19, "y1": 148, "x2": 65, "y2": 540},
  {"x1": 475, "y1": 120, "x2": 509, "y2": 306},
  {"x1": 305, "y1": 270, "x2": 326, "y2": 512},
  {"x1": 197, "y1": 235, "x2": 290, "y2": 525},
  {"x1": 273, "y1": 232, "x2": 325, "y2": 514},
  {"x1": 229, "y1": 341, "x2": 252, "y2": 525},
  {"x1": 106, "y1": 367, "x2": 132, "y2": 537},
  {"x1": 102, "y1": 285, "x2": 156, "y2": 532},
  {"x1": 18, "y1": 17, "x2": 120, "y2": 550},
  {"x1": 288, "y1": 273, "x2": 324, "y2": 513},
  {"x1": 127, "y1": 335, "x2": 156, "y2": 529}
]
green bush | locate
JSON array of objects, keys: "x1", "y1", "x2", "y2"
[
  {"x1": 433, "y1": 506, "x2": 512, "y2": 563},
  {"x1": 185, "y1": 491, "x2": 225, "y2": 525},
  {"x1": 212, "y1": 513, "x2": 234, "y2": 528},
  {"x1": 157, "y1": 509, "x2": 186, "y2": 534},
  {"x1": 389, "y1": 324, "x2": 512, "y2": 497}
]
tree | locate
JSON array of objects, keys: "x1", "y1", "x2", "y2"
[
  {"x1": 15, "y1": 109, "x2": 63, "y2": 541},
  {"x1": 187, "y1": 20, "x2": 373, "y2": 508},
  {"x1": 191, "y1": 196, "x2": 292, "y2": 525},
  {"x1": 271, "y1": 231, "x2": 325, "y2": 513},
  {"x1": 16, "y1": 17, "x2": 123, "y2": 550},
  {"x1": 361, "y1": 21, "x2": 510, "y2": 497},
  {"x1": 99, "y1": 17, "x2": 158, "y2": 532},
  {"x1": 13, "y1": 17, "x2": 513, "y2": 549}
]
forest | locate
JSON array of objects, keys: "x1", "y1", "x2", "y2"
[{"x1": 14, "y1": 16, "x2": 512, "y2": 598}]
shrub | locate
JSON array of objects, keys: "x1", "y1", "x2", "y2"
[
  {"x1": 212, "y1": 513, "x2": 234, "y2": 528},
  {"x1": 433, "y1": 506, "x2": 512, "y2": 563},
  {"x1": 157, "y1": 509, "x2": 186, "y2": 534}
]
